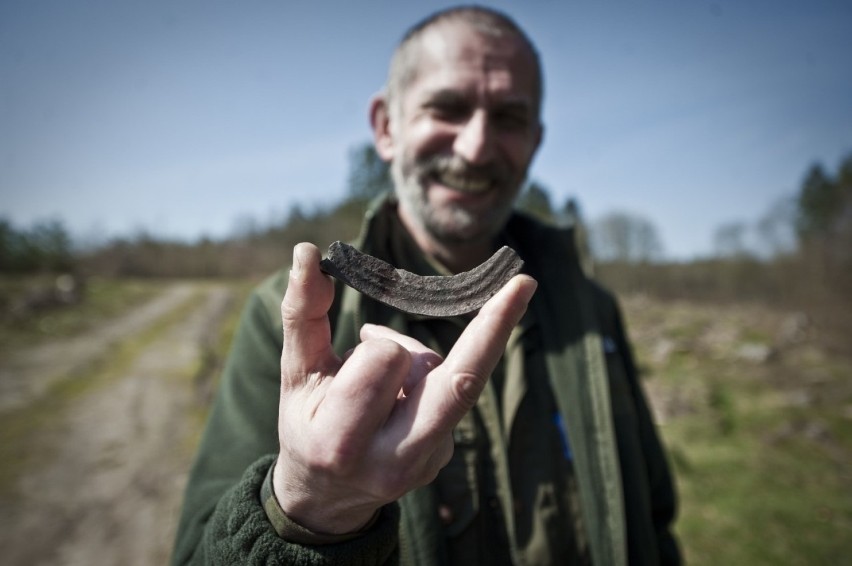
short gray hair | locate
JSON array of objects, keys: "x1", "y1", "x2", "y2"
[{"x1": 385, "y1": 5, "x2": 544, "y2": 117}]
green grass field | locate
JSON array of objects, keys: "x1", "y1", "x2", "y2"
[{"x1": 623, "y1": 296, "x2": 852, "y2": 565}]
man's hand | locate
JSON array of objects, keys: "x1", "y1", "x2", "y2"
[{"x1": 273, "y1": 243, "x2": 537, "y2": 535}]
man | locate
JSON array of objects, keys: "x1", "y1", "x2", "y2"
[{"x1": 172, "y1": 6, "x2": 680, "y2": 565}]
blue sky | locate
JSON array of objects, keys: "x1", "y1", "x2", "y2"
[{"x1": 2, "y1": 0, "x2": 851, "y2": 259}]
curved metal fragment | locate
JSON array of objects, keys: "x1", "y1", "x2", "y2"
[{"x1": 319, "y1": 241, "x2": 523, "y2": 317}]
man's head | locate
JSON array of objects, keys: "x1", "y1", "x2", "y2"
[
  {"x1": 370, "y1": 6, "x2": 544, "y2": 262},
  {"x1": 385, "y1": 7, "x2": 544, "y2": 121}
]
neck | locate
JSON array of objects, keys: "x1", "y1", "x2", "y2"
[{"x1": 397, "y1": 206, "x2": 496, "y2": 274}]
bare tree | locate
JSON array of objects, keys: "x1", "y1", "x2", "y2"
[
  {"x1": 756, "y1": 196, "x2": 797, "y2": 258},
  {"x1": 590, "y1": 211, "x2": 664, "y2": 263},
  {"x1": 515, "y1": 180, "x2": 554, "y2": 222},
  {"x1": 713, "y1": 221, "x2": 749, "y2": 258}
]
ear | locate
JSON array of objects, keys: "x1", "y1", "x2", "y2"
[{"x1": 369, "y1": 93, "x2": 395, "y2": 162}]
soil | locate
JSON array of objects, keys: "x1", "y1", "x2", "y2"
[{"x1": 0, "y1": 282, "x2": 236, "y2": 566}]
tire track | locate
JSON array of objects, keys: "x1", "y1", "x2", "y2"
[
  {"x1": 0, "y1": 283, "x2": 198, "y2": 415},
  {"x1": 0, "y1": 282, "x2": 237, "y2": 566}
]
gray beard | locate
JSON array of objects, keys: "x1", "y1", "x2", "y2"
[{"x1": 391, "y1": 157, "x2": 517, "y2": 246}]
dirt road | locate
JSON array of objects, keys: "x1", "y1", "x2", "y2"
[{"x1": 0, "y1": 282, "x2": 238, "y2": 566}]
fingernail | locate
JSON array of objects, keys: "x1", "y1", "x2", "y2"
[{"x1": 518, "y1": 276, "x2": 538, "y2": 305}]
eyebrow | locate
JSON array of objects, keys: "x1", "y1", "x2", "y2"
[
  {"x1": 422, "y1": 88, "x2": 534, "y2": 114},
  {"x1": 421, "y1": 89, "x2": 469, "y2": 109}
]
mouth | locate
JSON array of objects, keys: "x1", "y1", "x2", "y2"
[{"x1": 432, "y1": 170, "x2": 493, "y2": 194}]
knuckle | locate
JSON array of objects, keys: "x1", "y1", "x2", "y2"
[
  {"x1": 419, "y1": 352, "x2": 444, "y2": 372},
  {"x1": 280, "y1": 288, "x2": 300, "y2": 315},
  {"x1": 381, "y1": 460, "x2": 435, "y2": 499},
  {"x1": 414, "y1": 438, "x2": 456, "y2": 488},
  {"x1": 435, "y1": 436, "x2": 455, "y2": 469},
  {"x1": 371, "y1": 337, "x2": 409, "y2": 362},
  {"x1": 355, "y1": 338, "x2": 411, "y2": 375},
  {"x1": 450, "y1": 371, "x2": 486, "y2": 409}
]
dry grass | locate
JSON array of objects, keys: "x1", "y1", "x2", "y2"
[{"x1": 622, "y1": 294, "x2": 851, "y2": 565}]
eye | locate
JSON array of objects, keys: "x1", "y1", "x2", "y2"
[
  {"x1": 491, "y1": 108, "x2": 530, "y2": 131},
  {"x1": 426, "y1": 100, "x2": 471, "y2": 123},
  {"x1": 421, "y1": 91, "x2": 472, "y2": 123}
]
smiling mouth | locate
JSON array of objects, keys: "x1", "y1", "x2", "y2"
[{"x1": 433, "y1": 170, "x2": 493, "y2": 194}]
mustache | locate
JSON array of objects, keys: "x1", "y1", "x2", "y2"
[{"x1": 415, "y1": 154, "x2": 510, "y2": 184}]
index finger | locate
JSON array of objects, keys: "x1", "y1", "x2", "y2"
[
  {"x1": 402, "y1": 274, "x2": 537, "y2": 436},
  {"x1": 280, "y1": 243, "x2": 338, "y2": 381}
]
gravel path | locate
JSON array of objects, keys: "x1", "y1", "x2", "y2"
[
  {"x1": 0, "y1": 283, "x2": 198, "y2": 414},
  {"x1": 0, "y1": 282, "x2": 237, "y2": 566}
]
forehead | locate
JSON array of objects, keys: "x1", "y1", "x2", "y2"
[{"x1": 402, "y1": 20, "x2": 539, "y2": 107}]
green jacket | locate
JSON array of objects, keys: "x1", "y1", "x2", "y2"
[{"x1": 171, "y1": 198, "x2": 680, "y2": 565}]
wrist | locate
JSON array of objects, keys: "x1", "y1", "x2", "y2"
[{"x1": 271, "y1": 454, "x2": 380, "y2": 536}]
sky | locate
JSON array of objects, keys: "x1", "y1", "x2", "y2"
[{"x1": 2, "y1": 0, "x2": 851, "y2": 260}]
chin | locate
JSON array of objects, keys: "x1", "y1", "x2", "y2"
[{"x1": 425, "y1": 205, "x2": 509, "y2": 245}]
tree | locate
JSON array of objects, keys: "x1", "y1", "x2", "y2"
[
  {"x1": 832, "y1": 154, "x2": 852, "y2": 246},
  {"x1": 346, "y1": 142, "x2": 392, "y2": 201},
  {"x1": 796, "y1": 163, "x2": 838, "y2": 242},
  {"x1": 0, "y1": 218, "x2": 16, "y2": 272},
  {"x1": 557, "y1": 197, "x2": 594, "y2": 275},
  {"x1": 713, "y1": 221, "x2": 749, "y2": 258},
  {"x1": 0, "y1": 218, "x2": 75, "y2": 273},
  {"x1": 756, "y1": 196, "x2": 797, "y2": 258},
  {"x1": 794, "y1": 153, "x2": 852, "y2": 267},
  {"x1": 557, "y1": 198, "x2": 582, "y2": 228},
  {"x1": 515, "y1": 180, "x2": 554, "y2": 222},
  {"x1": 590, "y1": 211, "x2": 664, "y2": 263}
]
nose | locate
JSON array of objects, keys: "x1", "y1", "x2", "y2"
[{"x1": 452, "y1": 110, "x2": 494, "y2": 165}]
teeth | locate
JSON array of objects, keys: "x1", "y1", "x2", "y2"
[{"x1": 437, "y1": 171, "x2": 491, "y2": 193}]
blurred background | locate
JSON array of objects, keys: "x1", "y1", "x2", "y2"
[{"x1": 1, "y1": 1, "x2": 850, "y2": 564}]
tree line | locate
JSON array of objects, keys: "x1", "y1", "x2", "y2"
[
  {"x1": 0, "y1": 219, "x2": 75, "y2": 274},
  {"x1": 3, "y1": 146, "x2": 850, "y2": 299}
]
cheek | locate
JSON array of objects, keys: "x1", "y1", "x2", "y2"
[
  {"x1": 403, "y1": 119, "x2": 458, "y2": 160},
  {"x1": 501, "y1": 137, "x2": 538, "y2": 173}
]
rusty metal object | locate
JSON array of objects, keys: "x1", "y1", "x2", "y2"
[{"x1": 319, "y1": 241, "x2": 524, "y2": 317}]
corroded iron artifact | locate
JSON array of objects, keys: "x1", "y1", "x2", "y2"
[{"x1": 320, "y1": 241, "x2": 524, "y2": 317}]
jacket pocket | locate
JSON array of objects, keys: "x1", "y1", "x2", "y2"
[{"x1": 436, "y1": 412, "x2": 480, "y2": 536}]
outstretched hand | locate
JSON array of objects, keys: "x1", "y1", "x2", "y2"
[{"x1": 273, "y1": 242, "x2": 537, "y2": 535}]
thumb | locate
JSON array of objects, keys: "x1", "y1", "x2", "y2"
[{"x1": 280, "y1": 242, "x2": 337, "y2": 380}]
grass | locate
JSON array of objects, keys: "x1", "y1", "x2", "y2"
[
  {"x1": 623, "y1": 296, "x2": 852, "y2": 565},
  {"x1": 666, "y1": 411, "x2": 850, "y2": 564},
  {"x1": 178, "y1": 279, "x2": 255, "y2": 452},
  {"x1": 0, "y1": 276, "x2": 166, "y2": 351}
]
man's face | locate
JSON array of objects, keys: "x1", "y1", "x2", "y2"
[{"x1": 380, "y1": 21, "x2": 543, "y2": 247}]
